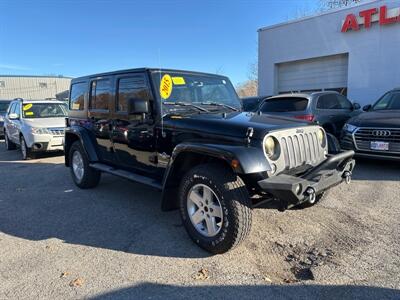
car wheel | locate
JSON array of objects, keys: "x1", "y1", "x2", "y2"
[
  {"x1": 179, "y1": 163, "x2": 252, "y2": 254},
  {"x1": 20, "y1": 135, "x2": 31, "y2": 160},
  {"x1": 69, "y1": 141, "x2": 101, "y2": 189},
  {"x1": 5, "y1": 131, "x2": 16, "y2": 150},
  {"x1": 298, "y1": 191, "x2": 329, "y2": 208}
]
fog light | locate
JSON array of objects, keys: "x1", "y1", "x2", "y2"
[{"x1": 270, "y1": 163, "x2": 276, "y2": 174}]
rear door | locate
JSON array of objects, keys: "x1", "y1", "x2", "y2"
[
  {"x1": 111, "y1": 73, "x2": 158, "y2": 176},
  {"x1": 88, "y1": 77, "x2": 116, "y2": 163},
  {"x1": 5, "y1": 102, "x2": 16, "y2": 141}
]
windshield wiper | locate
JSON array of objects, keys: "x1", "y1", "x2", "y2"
[
  {"x1": 163, "y1": 101, "x2": 209, "y2": 112},
  {"x1": 199, "y1": 102, "x2": 239, "y2": 111}
]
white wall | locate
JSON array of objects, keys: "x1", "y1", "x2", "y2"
[{"x1": 258, "y1": 0, "x2": 400, "y2": 105}]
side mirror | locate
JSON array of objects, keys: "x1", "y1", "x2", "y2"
[
  {"x1": 8, "y1": 113, "x2": 19, "y2": 120},
  {"x1": 362, "y1": 104, "x2": 372, "y2": 112},
  {"x1": 128, "y1": 98, "x2": 149, "y2": 115},
  {"x1": 353, "y1": 103, "x2": 361, "y2": 110}
]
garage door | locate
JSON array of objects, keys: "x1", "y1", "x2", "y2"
[{"x1": 277, "y1": 54, "x2": 348, "y2": 94}]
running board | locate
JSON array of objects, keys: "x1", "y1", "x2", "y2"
[{"x1": 89, "y1": 163, "x2": 162, "y2": 190}]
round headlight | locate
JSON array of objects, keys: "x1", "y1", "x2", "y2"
[
  {"x1": 264, "y1": 136, "x2": 280, "y2": 160},
  {"x1": 317, "y1": 128, "x2": 326, "y2": 146}
]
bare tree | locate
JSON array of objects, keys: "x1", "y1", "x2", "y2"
[
  {"x1": 236, "y1": 60, "x2": 258, "y2": 97},
  {"x1": 319, "y1": 0, "x2": 362, "y2": 10}
]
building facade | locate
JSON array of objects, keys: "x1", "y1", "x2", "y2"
[
  {"x1": 0, "y1": 75, "x2": 71, "y2": 100},
  {"x1": 258, "y1": 0, "x2": 400, "y2": 105}
]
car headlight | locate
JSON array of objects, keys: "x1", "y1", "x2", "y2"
[
  {"x1": 31, "y1": 127, "x2": 52, "y2": 135},
  {"x1": 317, "y1": 128, "x2": 326, "y2": 146},
  {"x1": 343, "y1": 123, "x2": 358, "y2": 133},
  {"x1": 264, "y1": 136, "x2": 280, "y2": 160},
  {"x1": 0, "y1": 115, "x2": 4, "y2": 122}
]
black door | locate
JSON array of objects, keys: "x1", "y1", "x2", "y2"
[
  {"x1": 111, "y1": 74, "x2": 158, "y2": 176},
  {"x1": 88, "y1": 77, "x2": 116, "y2": 163}
]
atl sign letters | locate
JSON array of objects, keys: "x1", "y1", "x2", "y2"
[{"x1": 341, "y1": 5, "x2": 400, "y2": 32}]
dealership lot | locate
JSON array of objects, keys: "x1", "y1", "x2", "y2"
[{"x1": 0, "y1": 141, "x2": 399, "y2": 299}]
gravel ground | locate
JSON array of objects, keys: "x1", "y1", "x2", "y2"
[{"x1": 0, "y1": 140, "x2": 399, "y2": 299}]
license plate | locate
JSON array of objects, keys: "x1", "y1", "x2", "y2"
[{"x1": 370, "y1": 141, "x2": 389, "y2": 151}]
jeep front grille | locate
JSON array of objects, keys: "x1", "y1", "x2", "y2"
[
  {"x1": 354, "y1": 128, "x2": 400, "y2": 152},
  {"x1": 280, "y1": 131, "x2": 325, "y2": 169}
]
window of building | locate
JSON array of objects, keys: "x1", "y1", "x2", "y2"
[
  {"x1": 39, "y1": 82, "x2": 48, "y2": 88},
  {"x1": 0, "y1": 81, "x2": 5, "y2": 88},
  {"x1": 116, "y1": 76, "x2": 148, "y2": 112},
  {"x1": 70, "y1": 82, "x2": 86, "y2": 110},
  {"x1": 90, "y1": 79, "x2": 111, "y2": 110}
]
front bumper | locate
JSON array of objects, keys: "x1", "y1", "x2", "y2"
[
  {"x1": 258, "y1": 150, "x2": 355, "y2": 208},
  {"x1": 27, "y1": 133, "x2": 64, "y2": 152}
]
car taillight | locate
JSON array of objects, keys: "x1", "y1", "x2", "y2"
[{"x1": 294, "y1": 114, "x2": 315, "y2": 122}]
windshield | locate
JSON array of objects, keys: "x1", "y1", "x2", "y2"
[
  {"x1": 0, "y1": 102, "x2": 11, "y2": 113},
  {"x1": 22, "y1": 103, "x2": 68, "y2": 119},
  {"x1": 372, "y1": 91, "x2": 400, "y2": 111},
  {"x1": 260, "y1": 97, "x2": 308, "y2": 113},
  {"x1": 151, "y1": 72, "x2": 241, "y2": 113}
]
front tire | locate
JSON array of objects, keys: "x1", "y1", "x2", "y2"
[
  {"x1": 179, "y1": 163, "x2": 252, "y2": 254},
  {"x1": 20, "y1": 135, "x2": 32, "y2": 160},
  {"x1": 69, "y1": 141, "x2": 101, "y2": 189},
  {"x1": 5, "y1": 131, "x2": 16, "y2": 150}
]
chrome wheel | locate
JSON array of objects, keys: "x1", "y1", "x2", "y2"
[
  {"x1": 187, "y1": 183, "x2": 223, "y2": 237},
  {"x1": 72, "y1": 150, "x2": 84, "y2": 182}
]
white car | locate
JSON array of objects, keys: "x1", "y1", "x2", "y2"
[{"x1": 4, "y1": 98, "x2": 67, "y2": 159}]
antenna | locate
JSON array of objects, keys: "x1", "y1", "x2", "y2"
[{"x1": 158, "y1": 48, "x2": 166, "y2": 138}]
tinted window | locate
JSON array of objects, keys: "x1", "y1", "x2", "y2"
[
  {"x1": 260, "y1": 97, "x2": 308, "y2": 112},
  {"x1": 8, "y1": 103, "x2": 16, "y2": 114},
  {"x1": 117, "y1": 76, "x2": 149, "y2": 112},
  {"x1": 373, "y1": 92, "x2": 400, "y2": 110},
  {"x1": 0, "y1": 102, "x2": 10, "y2": 112},
  {"x1": 70, "y1": 82, "x2": 86, "y2": 110},
  {"x1": 90, "y1": 79, "x2": 111, "y2": 110},
  {"x1": 242, "y1": 97, "x2": 262, "y2": 112},
  {"x1": 317, "y1": 94, "x2": 341, "y2": 109},
  {"x1": 336, "y1": 95, "x2": 353, "y2": 109}
]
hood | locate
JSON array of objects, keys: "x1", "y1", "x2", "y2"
[
  {"x1": 163, "y1": 111, "x2": 311, "y2": 140},
  {"x1": 348, "y1": 110, "x2": 400, "y2": 128},
  {"x1": 23, "y1": 117, "x2": 66, "y2": 128}
]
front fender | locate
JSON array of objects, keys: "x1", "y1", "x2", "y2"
[{"x1": 64, "y1": 126, "x2": 99, "y2": 166}]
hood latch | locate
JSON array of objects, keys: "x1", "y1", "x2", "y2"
[{"x1": 245, "y1": 127, "x2": 254, "y2": 145}]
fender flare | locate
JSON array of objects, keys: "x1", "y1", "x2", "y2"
[
  {"x1": 161, "y1": 142, "x2": 271, "y2": 210},
  {"x1": 64, "y1": 126, "x2": 99, "y2": 166}
]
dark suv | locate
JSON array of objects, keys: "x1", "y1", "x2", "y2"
[
  {"x1": 258, "y1": 92, "x2": 361, "y2": 138},
  {"x1": 64, "y1": 68, "x2": 355, "y2": 254}
]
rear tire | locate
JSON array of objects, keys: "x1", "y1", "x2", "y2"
[
  {"x1": 179, "y1": 163, "x2": 252, "y2": 254},
  {"x1": 5, "y1": 131, "x2": 16, "y2": 150},
  {"x1": 69, "y1": 141, "x2": 101, "y2": 189}
]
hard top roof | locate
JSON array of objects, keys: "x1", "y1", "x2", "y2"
[
  {"x1": 71, "y1": 68, "x2": 228, "y2": 82},
  {"x1": 267, "y1": 91, "x2": 340, "y2": 100}
]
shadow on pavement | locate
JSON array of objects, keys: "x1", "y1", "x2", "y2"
[
  {"x1": 0, "y1": 148, "x2": 209, "y2": 258},
  {"x1": 89, "y1": 282, "x2": 400, "y2": 300}
]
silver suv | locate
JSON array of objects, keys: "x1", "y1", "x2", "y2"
[{"x1": 4, "y1": 98, "x2": 67, "y2": 159}]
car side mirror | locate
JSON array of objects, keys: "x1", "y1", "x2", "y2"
[
  {"x1": 362, "y1": 104, "x2": 372, "y2": 112},
  {"x1": 128, "y1": 98, "x2": 149, "y2": 115},
  {"x1": 353, "y1": 103, "x2": 361, "y2": 110},
  {"x1": 8, "y1": 113, "x2": 19, "y2": 120}
]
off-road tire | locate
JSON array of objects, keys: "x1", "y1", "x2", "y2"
[
  {"x1": 69, "y1": 141, "x2": 101, "y2": 189},
  {"x1": 299, "y1": 191, "x2": 329, "y2": 208},
  {"x1": 4, "y1": 131, "x2": 16, "y2": 150},
  {"x1": 179, "y1": 163, "x2": 252, "y2": 254}
]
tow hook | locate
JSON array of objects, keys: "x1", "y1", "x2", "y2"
[
  {"x1": 305, "y1": 187, "x2": 316, "y2": 204},
  {"x1": 343, "y1": 171, "x2": 351, "y2": 184}
]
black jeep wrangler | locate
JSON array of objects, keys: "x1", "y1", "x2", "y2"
[{"x1": 64, "y1": 68, "x2": 355, "y2": 254}]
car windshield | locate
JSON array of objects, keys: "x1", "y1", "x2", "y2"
[
  {"x1": 372, "y1": 91, "x2": 400, "y2": 110},
  {"x1": 260, "y1": 97, "x2": 308, "y2": 112},
  {"x1": 0, "y1": 102, "x2": 11, "y2": 113},
  {"x1": 151, "y1": 72, "x2": 241, "y2": 113},
  {"x1": 22, "y1": 103, "x2": 68, "y2": 118}
]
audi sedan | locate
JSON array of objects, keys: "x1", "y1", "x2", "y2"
[{"x1": 341, "y1": 88, "x2": 400, "y2": 160}]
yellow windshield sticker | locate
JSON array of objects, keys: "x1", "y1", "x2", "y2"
[
  {"x1": 160, "y1": 74, "x2": 173, "y2": 99},
  {"x1": 172, "y1": 76, "x2": 185, "y2": 85},
  {"x1": 25, "y1": 111, "x2": 34, "y2": 116},
  {"x1": 23, "y1": 104, "x2": 33, "y2": 111}
]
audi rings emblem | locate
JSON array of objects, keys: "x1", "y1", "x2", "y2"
[{"x1": 372, "y1": 130, "x2": 391, "y2": 137}]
